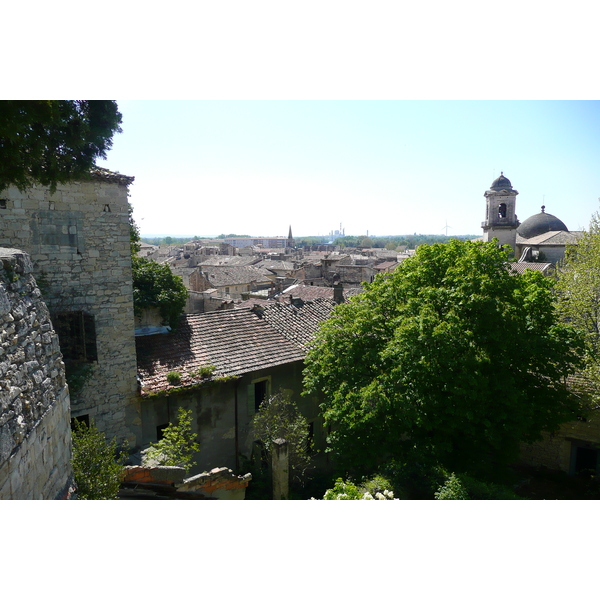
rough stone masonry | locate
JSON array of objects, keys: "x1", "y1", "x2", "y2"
[{"x1": 0, "y1": 248, "x2": 72, "y2": 499}]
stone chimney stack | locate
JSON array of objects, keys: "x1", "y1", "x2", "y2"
[{"x1": 333, "y1": 282, "x2": 344, "y2": 304}]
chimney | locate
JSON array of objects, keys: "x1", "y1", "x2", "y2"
[{"x1": 333, "y1": 282, "x2": 344, "y2": 304}]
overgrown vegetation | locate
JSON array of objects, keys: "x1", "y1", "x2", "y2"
[
  {"x1": 251, "y1": 392, "x2": 312, "y2": 485},
  {"x1": 64, "y1": 362, "x2": 95, "y2": 396},
  {"x1": 71, "y1": 420, "x2": 126, "y2": 500},
  {"x1": 166, "y1": 371, "x2": 182, "y2": 385},
  {"x1": 194, "y1": 364, "x2": 216, "y2": 378},
  {"x1": 145, "y1": 407, "x2": 199, "y2": 472},
  {"x1": 131, "y1": 256, "x2": 188, "y2": 329}
]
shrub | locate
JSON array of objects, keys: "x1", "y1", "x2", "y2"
[
  {"x1": 166, "y1": 371, "x2": 181, "y2": 385},
  {"x1": 71, "y1": 420, "x2": 126, "y2": 500},
  {"x1": 145, "y1": 407, "x2": 199, "y2": 472},
  {"x1": 322, "y1": 478, "x2": 364, "y2": 500},
  {"x1": 435, "y1": 473, "x2": 470, "y2": 500},
  {"x1": 194, "y1": 364, "x2": 216, "y2": 379}
]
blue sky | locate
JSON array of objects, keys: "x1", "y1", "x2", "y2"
[{"x1": 98, "y1": 100, "x2": 600, "y2": 239}]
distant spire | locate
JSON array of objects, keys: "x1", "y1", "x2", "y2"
[{"x1": 288, "y1": 225, "x2": 293, "y2": 239}]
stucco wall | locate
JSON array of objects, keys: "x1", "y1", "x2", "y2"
[
  {"x1": 139, "y1": 360, "x2": 323, "y2": 475},
  {"x1": 0, "y1": 249, "x2": 72, "y2": 499},
  {"x1": 0, "y1": 176, "x2": 140, "y2": 448}
]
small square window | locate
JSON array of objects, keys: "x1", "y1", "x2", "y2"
[
  {"x1": 0, "y1": 199, "x2": 7, "y2": 209},
  {"x1": 156, "y1": 423, "x2": 169, "y2": 441}
]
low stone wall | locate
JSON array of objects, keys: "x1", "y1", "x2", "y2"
[{"x1": 0, "y1": 248, "x2": 72, "y2": 499}]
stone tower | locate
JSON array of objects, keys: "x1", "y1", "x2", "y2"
[
  {"x1": 0, "y1": 168, "x2": 141, "y2": 449},
  {"x1": 482, "y1": 172, "x2": 520, "y2": 253}
]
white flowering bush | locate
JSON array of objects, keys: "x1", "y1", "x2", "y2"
[
  {"x1": 362, "y1": 489, "x2": 395, "y2": 500},
  {"x1": 315, "y1": 478, "x2": 397, "y2": 500}
]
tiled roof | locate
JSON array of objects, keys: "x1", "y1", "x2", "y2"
[
  {"x1": 258, "y1": 298, "x2": 336, "y2": 349},
  {"x1": 508, "y1": 262, "x2": 552, "y2": 275},
  {"x1": 199, "y1": 265, "x2": 273, "y2": 287},
  {"x1": 89, "y1": 166, "x2": 135, "y2": 185},
  {"x1": 198, "y1": 256, "x2": 260, "y2": 267},
  {"x1": 136, "y1": 308, "x2": 306, "y2": 395},
  {"x1": 373, "y1": 261, "x2": 399, "y2": 271},
  {"x1": 256, "y1": 260, "x2": 296, "y2": 272},
  {"x1": 281, "y1": 283, "x2": 363, "y2": 302},
  {"x1": 516, "y1": 230, "x2": 583, "y2": 246}
]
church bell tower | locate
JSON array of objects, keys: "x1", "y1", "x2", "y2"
[{"x1": 482, "y1": 172, "x2": 519, "y2": 252}]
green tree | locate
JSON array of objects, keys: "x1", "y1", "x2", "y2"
[
  {"x1": 0, "y1": 100, "x2": 122, "y2": 193},
  {"x1": 251, "y1": 392, "x2": 312, "y2": 483},
  {"x1": 303, "y1": 239, "x2": 584, "y2": 476},
  {"x1": 71, "y1": 420, "x2": 126, "y2": 500},
  {"x1": 129, "y1": 206, "x2": 141, "y2": 255},
  {"x1": 555, "y1": 208, "x2": 600, "y2": 406},
  {"x1": 132, "y1": 257, "x2": 188, "y2": 329},
  {"x1": 145, "y1": 407, "x2": 200, "y2": 472}
]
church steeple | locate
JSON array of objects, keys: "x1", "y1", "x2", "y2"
[
  {"x1": 482, "y1": 172, "x2": 519, "y2": 252},
  {"x1": 287, "y1": 225, "x2": 294, "y2": 248}
]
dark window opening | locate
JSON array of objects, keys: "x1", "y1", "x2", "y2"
[
  {"x1": 574, "y1": 446, "x2": 598, "y2": 475},
  {"x1": 54, "y1": 311, "x2": 98, "y2": 362},
  {"x1": 255, "y1": 379, "x2": 268, "y2": 412},
  {"x1": 252, "y1": 440, "x2": 270, "y2": 471},
  {"x1": 71, "y1": 414, "x2": 90, "y2": 429},
  {"x1": 0, "y1": 199, "x2": 7, "y2": 209},
  {"x1": 307, "y1": 421, "x2": 315, "y2": 454},
  {"x1": 156, "y1": 423, "x2": 169, "y2": 441},
  {"x1": 498, "y1": 203, "x2": 507, "y2": 218}
]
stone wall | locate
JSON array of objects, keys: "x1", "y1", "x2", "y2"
[
  {"x1": 0, "y1": 249, "x2": 72, "y2": 499},
  {"x1": 0, "y1": 172, "x2": 141, "y2": 448},
  {"x1": 520, "y1": 413, "x2": 600, "y2": 473}
]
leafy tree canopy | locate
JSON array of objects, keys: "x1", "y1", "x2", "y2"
[
  {"x1": 0, "y1": 100, "x2": 122, "y2": 192},
  {"x1": 555, "y1": 208, "x2": 600, "y2": 406},
  {"x1": 303, "y1": 239, "x2": 584, "y2": 476},
  {"x1": 132, "y1": 257, "x2": 188, "y2": 329}
]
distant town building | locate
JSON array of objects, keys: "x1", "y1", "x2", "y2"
[{"x1": 481, "y1": 172, "x2": 582, "y2": 264}]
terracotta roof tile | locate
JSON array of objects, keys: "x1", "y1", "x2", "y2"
[
  {"x1": 136, "y1": 308, "x2": 306, "y2": 395},
  {"x1": 258, "y1": 298, "x2": 336, "y2": 349}
]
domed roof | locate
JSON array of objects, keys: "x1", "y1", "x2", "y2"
[
  {"x1": 490, "y1": 172, "x2": 513, "y2": 190},
  {"x1": 517, "y1": 206, "x2": 569, "y2": 239}
]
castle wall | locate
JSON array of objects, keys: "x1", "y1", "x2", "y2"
[
  {"x1": 0, "y1": 249, "x2": 72, "y2": 499},
  {"x1": 0, "y1": 174, "x2": 141, "y2": 448}
]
